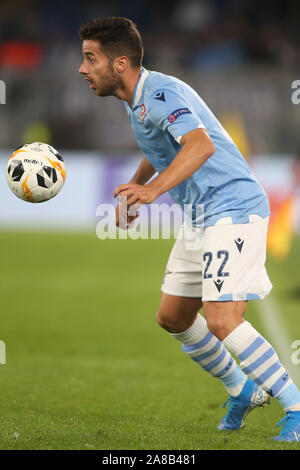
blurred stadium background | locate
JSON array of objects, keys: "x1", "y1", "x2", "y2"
[
  {"x1": 0, "y1": 0, "x2": 300, "y2": 450},
  {"x1": 0, "y1": 0, "x2": 300, "y2": 240}
]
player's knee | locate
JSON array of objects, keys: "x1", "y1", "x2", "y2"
[
  {"x1": 156, "y1": 314, "x2": 165, "y2": 330},
  {"x1": 204, "y1": 312, "x2": 228, "y2": 339},
  {"x1": 156, "y1": 310, "x2": 174, "y2": 330},
  {"x1": 156, "y1": 310, "x2": 186, "y2": 333},
  {"x1": 204, "y1": 301, "x2": 247, "y2": 340}
]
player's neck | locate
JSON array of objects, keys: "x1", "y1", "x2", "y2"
[{"x1": 113, "y1": 67, "x2": 143, "y2": 106}]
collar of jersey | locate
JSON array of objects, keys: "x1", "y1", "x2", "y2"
[{"x1": 131, "y1": 67, "x2": 149, "y2": 108}]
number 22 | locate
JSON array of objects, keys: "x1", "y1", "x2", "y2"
[{"x1": 203, "y1": 250, "x2": 229, "y2": 278}]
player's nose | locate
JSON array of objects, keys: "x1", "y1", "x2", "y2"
[{"x1": 79, "y1": 62, "x2": 87, "y2": 74}]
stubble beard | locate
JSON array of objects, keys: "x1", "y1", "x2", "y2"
[{"x1": 95, "y1": 65, "x2": 124, "y2": 98}]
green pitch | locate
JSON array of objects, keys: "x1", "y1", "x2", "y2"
[{"x1": 0, "y1": 230, "x2": 299, "y2": 450}]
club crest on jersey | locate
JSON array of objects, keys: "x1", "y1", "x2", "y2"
[
  {"x1": 168, "y1": 108, "x2": 191, "y2": 122},
  {"x1": 138, "y1": 104, "x2": 146, "y2": 123}
]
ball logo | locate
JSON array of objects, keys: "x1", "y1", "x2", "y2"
[
  {"x1": 168, "y1": 108, "x2": 191, "y2": 123},
  {"x1": 24, "y1": 158, "x2": 43, "y2": 166}
]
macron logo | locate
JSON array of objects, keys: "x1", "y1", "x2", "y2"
[
  {"x1": 234, "y1": 238, "x2": 244, "y2": 253},
  {"x1": 154, "y1": 91, "x2": 166, "y2": 102},
  {"x1": 214, "y1": 279, "x2": 224, "y2": 292}
]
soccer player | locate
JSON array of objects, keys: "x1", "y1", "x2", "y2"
[{"x1": 79, "y1": 17, "x2": 300, "y2": 441}]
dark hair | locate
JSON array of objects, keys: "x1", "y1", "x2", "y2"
[{"x1": 79, "y1": 17, "x2": 143, "y2": 68}]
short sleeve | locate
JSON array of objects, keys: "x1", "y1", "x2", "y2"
[{"x1": 146, "y1": 88, "x2": 206, "y2": 144}]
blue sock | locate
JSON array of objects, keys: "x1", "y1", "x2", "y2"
[
  {"x1": 220, "y1": 363, "x2": 247, "y2": 397},
  {"x1": 277, "y1": 383, "x2": 300, "y2": 411}
]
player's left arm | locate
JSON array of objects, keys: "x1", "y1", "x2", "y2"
[{"x1": 113, "y1": 128, "x2": 215, "y2": 205}]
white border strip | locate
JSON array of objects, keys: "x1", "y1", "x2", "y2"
[{"x1": 132, "y1": 69, "x2": 149, "y2": 107}]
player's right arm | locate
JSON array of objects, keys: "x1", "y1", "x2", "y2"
[{"x1": 115, "y1": 156, "x2": 156, "y2": 228}]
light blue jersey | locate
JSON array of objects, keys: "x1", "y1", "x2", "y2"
[{"x1": 124, "y1": 68, "x2": 270, "y2": 227}]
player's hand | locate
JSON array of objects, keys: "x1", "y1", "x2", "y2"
[
  {"x1": 115, "y1": 202, "x2": 140, "y2": 230},
  {"x1": 113, "y1": 183, "x2": 158, "y2": 206}
]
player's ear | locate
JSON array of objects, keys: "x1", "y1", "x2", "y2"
[{"x1": 114, "y1": 56, "x2": 129, "y2": 73}]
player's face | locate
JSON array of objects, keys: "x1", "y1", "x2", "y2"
[{"x1": 79, "y1": 40, "x2": 121, "y2": 97}]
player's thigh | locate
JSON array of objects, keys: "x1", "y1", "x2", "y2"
[{"x1": 156, "y1": 293, "x2": 203, "y2": 332}]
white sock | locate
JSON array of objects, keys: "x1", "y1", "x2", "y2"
[
  {"x1": 171, "y1": 314, "x2": 247, "y2": 397},
  {"x1": 223, "y1": 321, "x2": 300, "y2": 410}
]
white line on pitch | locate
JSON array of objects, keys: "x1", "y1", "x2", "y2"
[{"x1": 255, "y1": 294, "x2": 300, "y2": 387}]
